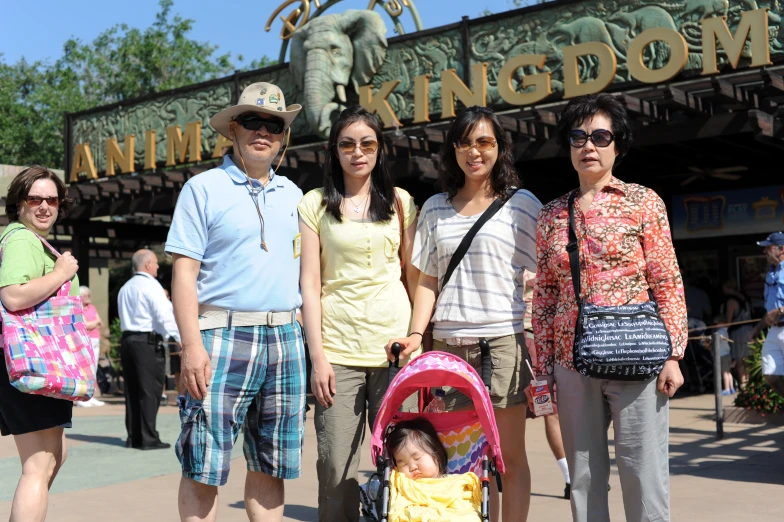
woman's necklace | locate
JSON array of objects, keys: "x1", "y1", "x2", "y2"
[{"x1": 346, "y1": 192, "x2": 369, "y2": 214}]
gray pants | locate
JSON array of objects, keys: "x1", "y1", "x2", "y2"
[
  {"x1": 555, "y1": 364, "x2": 670, "y2": 522},
  {"x1": 315, "y1": 364, "x2": 416, "y2": 522}
]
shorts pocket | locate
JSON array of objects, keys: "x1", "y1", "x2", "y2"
[
  {"x1": 176, "y1": 399, "x2": 207, "y2": 475},
  {"x1": 487, "y1": 335, "x2": 527, "y2": 401}
]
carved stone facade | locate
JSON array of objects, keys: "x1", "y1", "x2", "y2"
[{"x1": 69, "y1": 0, "x2": 784, "y2": 178}]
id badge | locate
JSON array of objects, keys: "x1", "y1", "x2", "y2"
[{"x1": 293, "y1": 233, "x2": 302, "y2": 259}]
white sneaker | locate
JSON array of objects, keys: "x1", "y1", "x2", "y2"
[
  {"x1": 75, "y1": 400, "x2": 94, "y2": 408},
  {"x1": 87, "y1": 397, "x2": 106, "y2": 407}
]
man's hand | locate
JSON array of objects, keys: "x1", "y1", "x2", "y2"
[
  {"x1": 657, "y1": 359, "x2": 684, "y2": 398},
  {"x1": 523, "y1": 374, "x2": 558, "y2": 416},
  {"x1": 181, "y1": 344, "x2": 211, "y2": 400},
  {"x1": 310, "y1": 356, "x2": 336, "y2": 408},
  {"x1": 385, "y1": 335, "x2": 421, "y2": 362}
]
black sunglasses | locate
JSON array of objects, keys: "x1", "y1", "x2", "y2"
[
  {"x1": 568, "y1": 129, "x2": 615, "y2": 148},
  {"x1": 234, "y1": 114, "x2": 285, "y2": 135}
]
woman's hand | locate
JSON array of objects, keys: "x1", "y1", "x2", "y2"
[
  {"x1": 53, "y1": 252, "x2": 79, "y2": 283},
  {"x1": 385, "y1": 335, "x2": 421, "y2": 362},
  {"x1": 657, "y1": 358, "x2": 684, "y2": 398},
  {"x1": 311, "y1": 355, "x2": 336, "y2": 408}
]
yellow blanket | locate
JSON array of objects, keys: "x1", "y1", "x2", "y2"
[{"x1": 388, "y1": 470, "x2": 482, "y2": 522}]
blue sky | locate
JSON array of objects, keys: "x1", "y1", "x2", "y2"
[{"x1": 0, "y1": 0, "x2": 531, "y2": 66}]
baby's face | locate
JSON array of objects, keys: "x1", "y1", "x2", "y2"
[{"x1": 393, "y1": 440, "x2": 441, "y2": 480}]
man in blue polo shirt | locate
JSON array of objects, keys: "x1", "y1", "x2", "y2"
[
  {"x1": 166, "y1": 81, "x2": 305, "y2": 522},
  {"x1": 758, "y1": 232, "x2": 784, "y2": 398}
]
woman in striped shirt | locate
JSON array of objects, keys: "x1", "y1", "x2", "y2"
[{"x1": 387, "y1": 105, "x2": 542, "y2": 522}]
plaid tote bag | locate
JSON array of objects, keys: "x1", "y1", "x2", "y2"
[{"x1": 0, "y1": 228, "x2": 95, "y2": 401}]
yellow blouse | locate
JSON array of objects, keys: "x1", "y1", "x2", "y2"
[{"x1": 299, "y1": 187, "x2": 418, "y2": 367}]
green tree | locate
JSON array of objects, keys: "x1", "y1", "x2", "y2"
[
  {"x1": 0, "y1": 0, "x2": 275, "y2": 169},
  {"x1": 56, "y1": 0, "x2": 234, "y2": 104}
]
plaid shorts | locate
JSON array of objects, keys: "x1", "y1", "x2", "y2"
[{"x1": 175, "y1": 323, "x2": 306, "y2": 486}]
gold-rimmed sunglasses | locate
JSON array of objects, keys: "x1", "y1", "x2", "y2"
[
  {"x1": 454, "y1": 137, "x2": 497, "y2": 153},
  {"x1": 336, "y1": 139, "x2": 379, "y2": 155}
]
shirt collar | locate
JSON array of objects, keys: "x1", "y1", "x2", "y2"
[
  {"x1": 134, "y1": 271, "x2": 156, "y2": 281},
  {"x1": 222, "y1": 155, "x2": 282, "y2": 188},
  {"x1": 604, "y1": 176, "x2": 628, "y2": 195}
]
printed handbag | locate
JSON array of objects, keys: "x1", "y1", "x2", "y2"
[
  {"x1": 0, "y1": 228, "x2": 96, "y2": 401},
  {"x1": 566, "y1": 191, "x2": 672, "y2": 380}
]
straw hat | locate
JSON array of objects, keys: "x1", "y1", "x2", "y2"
[{"x1": 210, "y1": 82, "x2": 301, "y2": 138}]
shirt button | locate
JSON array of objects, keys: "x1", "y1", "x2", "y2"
[{"x1": 366, "y1": 247, "x2": 371, "y2": 251}]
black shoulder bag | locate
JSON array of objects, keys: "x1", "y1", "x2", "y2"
[{"x1": 566, "y1": 191, "x2": 672, "y2": 380}]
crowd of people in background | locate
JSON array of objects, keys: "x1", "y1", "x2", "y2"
[{"x1": 2, "y1": 80, "x2": 783, "y2": 522}]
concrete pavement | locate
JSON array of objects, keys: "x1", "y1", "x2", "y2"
[{"x1": 1, "y1": 393, "x2": 782, "y2": 521}]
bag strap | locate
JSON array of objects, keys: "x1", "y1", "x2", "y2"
[
  {"x1": 441, "y1": 190, "x2": 516, "y2": 291},
  {"x1": 394, "y1": 190, "x2": 405, "y2": 271},
  {"x1": 31, "y1": 232, "x2": 61, "y2": 258},
  {"x1": 566, "y1": 190, "x2": 582, "y2": 305}
]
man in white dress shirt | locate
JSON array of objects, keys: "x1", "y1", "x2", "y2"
[{"x1": 118, "y1": 249, "x2": 180, "y2": 450}]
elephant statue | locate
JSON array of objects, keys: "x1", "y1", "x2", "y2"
[{"x1": 290, "y1": 10, "x2": 388, "y2": 138}]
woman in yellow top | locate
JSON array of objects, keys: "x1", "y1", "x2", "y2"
[{"x1": 299, "y1": 106, "x2": 419, "y2": 522}]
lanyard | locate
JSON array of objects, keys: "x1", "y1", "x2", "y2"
[{"x1": 244, "y1": 176, "x2": 268, "y2": 252}]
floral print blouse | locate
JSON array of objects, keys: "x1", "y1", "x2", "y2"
[{"x1": 532, "y1": 176, "x2": 687, "y2": 375}]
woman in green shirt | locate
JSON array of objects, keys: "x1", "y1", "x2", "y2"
[{"x1": 0, "y1": 166, "x2": 79, "y2": 522}]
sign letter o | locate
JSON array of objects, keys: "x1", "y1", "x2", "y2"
[{"x1": 627, "y1": 28, "x2": 688, "y2": 84}]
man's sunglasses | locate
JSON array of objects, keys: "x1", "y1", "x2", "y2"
[
  {"x1": 568, "y1": 129, "x2": 615, "y2": 148},
  {"x1": 337, "y1": 139, "x2": 379, "y2": 155},
  {"x1": 234, "y1": 115, "x2": 286, "y2": 134},
  {"x1": 25, "y1": 196, "x2": 60, "y2": 208},
  {"x1": 454, "y1": 137, "x2": 497, "y2": 153}
]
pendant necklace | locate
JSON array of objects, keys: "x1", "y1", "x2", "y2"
[{"x1": 347, "y1": 193, "x2": 369, "y2": 214}]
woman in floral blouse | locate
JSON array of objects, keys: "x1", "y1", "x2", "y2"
[{"x1": 531, "y1": 93, "x2": 687, "y2": 522}]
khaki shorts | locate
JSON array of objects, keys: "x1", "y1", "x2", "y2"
[{"x1": 433, "y1": 333, "x2": 532, "y2": 410}]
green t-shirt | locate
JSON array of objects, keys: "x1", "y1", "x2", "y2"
[{"x1": 0, "y1": 222, "x2": 79, "y2": 296}]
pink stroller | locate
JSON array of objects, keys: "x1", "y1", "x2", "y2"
[{"x1": 363, "y1": 350, "x2": 505, "y2": 521}]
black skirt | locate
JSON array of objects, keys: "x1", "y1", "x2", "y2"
[{"x1": 0, "y1": 355, "x2": 73, "y2": 436}]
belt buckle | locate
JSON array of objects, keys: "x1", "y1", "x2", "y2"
[{"x1": 267, "y1": 311, "x2": 274, "y2": 326}]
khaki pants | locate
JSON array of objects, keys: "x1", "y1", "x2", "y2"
[
  {"x1": 555, "y1": 364, "x2": 670, "y2": 522},
  {"x1": 433, "y1": 333, "x2": 531, "y2": 410},
  {"x1": 315, "y1": 364, "x2": 416, "y2": 522}
]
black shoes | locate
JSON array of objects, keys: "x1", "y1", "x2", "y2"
[
  {"x1": 140, "y1": 441, "x2": 171, "y2": 450},
  {"x1": 139, "y1": 441, "x2": 171, "y2": 450}
]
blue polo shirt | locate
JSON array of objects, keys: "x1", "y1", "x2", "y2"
[
  {"x1": 165, "y1": 155, "x2": 303, "y2": 312},
  {"x1": 765, "y1": 261, "x2": 784, "y2": 312}
]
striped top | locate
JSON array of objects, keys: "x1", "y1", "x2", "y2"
[{"x1": 412, "y1": 190, "x2": 542, "y2": 340}]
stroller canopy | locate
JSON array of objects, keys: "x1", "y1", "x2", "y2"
[{"x1": 370, "y1": 351, "x2": 505, "y2": 473}]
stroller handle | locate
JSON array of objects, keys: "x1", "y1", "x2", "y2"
[{"x1": 388, "y1": 342, "x2": 401, "y2": 383}]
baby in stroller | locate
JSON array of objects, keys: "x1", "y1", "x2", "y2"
[
  {"x1": 363, "y1": 351, "x2": 503, "y2": 522},
  {"x1": 385, "y1": 417, "x2": 482, "y2": 521}
]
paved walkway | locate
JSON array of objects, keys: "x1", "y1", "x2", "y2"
[{"x1": 1, "y1": 393, "x2": 782, "y2": 521}]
